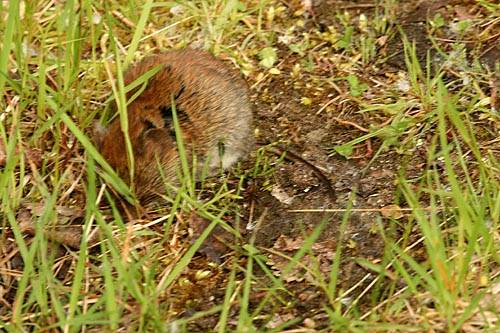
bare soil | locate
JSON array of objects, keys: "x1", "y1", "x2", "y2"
[{"x1": 171, "y1": 1, "x2": 498, "y2": 329}]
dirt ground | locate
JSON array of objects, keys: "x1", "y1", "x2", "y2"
[{"x1": 164, "y1": 1, "x2": 498, "y2": 328}]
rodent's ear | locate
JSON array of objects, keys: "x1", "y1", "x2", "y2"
[
  {"x1": 142, "y1": 107, "x2": 167, "y2": 129},
  {"x1": 91, "y1": 121, "x2": 107, "y2": 150}
]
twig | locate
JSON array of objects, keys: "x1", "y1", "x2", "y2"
[
  {"x1": 332, "y1": 116, "x2": 370, "y2": 133},
  {"x1": 268, "y1": 146, "x2": 336, "y2": 201},
  {"x1": 288, "y1": 207, "x2": 441, "y2": 213}
]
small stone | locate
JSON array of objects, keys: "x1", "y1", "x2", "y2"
[{"x1": 303, "y1": 318, "x2": 316, "y2": 329}]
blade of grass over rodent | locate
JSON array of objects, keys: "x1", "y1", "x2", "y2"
[
  {"x1": 123, "y1": 0, "x2": 154, "y2": 67},
  {"x1": 59, "y1": 112, "x2": 135, "y2": 204},
  {"x1": 171, "y1": 94, "x2": 195, "y2": 196},
  {"x1": 103, "y1": 10, "x2": 136, "y2": 191},
  {"x1": 101, "y1": 65, "x2": 163, "y2": 114}
]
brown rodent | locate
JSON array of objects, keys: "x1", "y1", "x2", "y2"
[{"x1": 94, "y1": 49, "x2": 253, "y2": 203}]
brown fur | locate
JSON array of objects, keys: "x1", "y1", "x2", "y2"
[{"x1": 96, "y1": 49, "x2": 253, "y2": 203}]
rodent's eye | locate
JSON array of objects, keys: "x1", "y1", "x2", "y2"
[
  {"x1": 159, "y1": 105, "x2": 173, "y2": 125},
  {"x1": 143, "y1": 119, "x2": 156, "y2": 131}
]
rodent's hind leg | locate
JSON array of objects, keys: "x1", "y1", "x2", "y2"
[{"x1": 203, "y1": 141, "x2": 244, "y2": 175}]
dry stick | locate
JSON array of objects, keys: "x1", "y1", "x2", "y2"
[
  {"x1": 288, "y1": 207, "x2": 440, "y2": 213},
  {"x1": 480, "y1": 16, "x2": 500, "y2": 28},
  {"x1": 331, "y1": 116, "x2": 370, "y2": 133},
  {"x1": 246, "y1": 198, "x2": 255, "y2": 231},
  {"x1": 326, "y1": 79, "x2": 344, "y2": 96},
  {"x1": 112, "y1": 10, "x2": 136, "y2": 29},
  {"x1": 338, "y1": 4, "x2": 377, "y2": 9},
  {"x1": 34, "y1": 0, "x2": 57, "y2": 20},
  {"x1": 267, "y1": 146, "x2": 337, "y2": 201},
  {"x1": 0, "y1": 138, "x2": 5, "y2": 167}
]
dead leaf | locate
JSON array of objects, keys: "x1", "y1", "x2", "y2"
[
  {"x1": 25, "y1": 203, "x2": 84, "y2": 218},
  {"x1": 454, "y1": 5, "x2": 476, "y2": 20},
  {"x1": 380, "y1": 204, "x2": 404, "y2": 219},
  {"x1": 271, "y1": 185, "x2": 295, "y2": 205},
  {"x1": 17, "y1": 208, "x2": 95, "y2": 249},
  {"x1": 0, "y1": 142, "x2": 43, "y2": 168},
  {"x1": 266, "y1": 313, "x2": 296, "y2": 329},
  {"x1": 301, "y1": 0, "x2": 312, "y2": 13},
  {"x1": 377, "y1": 35, "x2": 389, "y2": 46},
  {"x1": 273, "y1": 234, "x2": 304, "y2": 251},
  {"x1": 269, "y1": 235, "x2": 337, "y2": 282}
]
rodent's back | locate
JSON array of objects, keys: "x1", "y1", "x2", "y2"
[{"x1": 97, "y1": 49, "x2": 253, "y2": 202}]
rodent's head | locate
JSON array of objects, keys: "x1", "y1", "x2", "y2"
[
  {"x1": 94, "y1": 101, "x2": 181, "y2": 199},
  {"x1": 94, "y1": 62, "x2": 187, "y2": 198}
]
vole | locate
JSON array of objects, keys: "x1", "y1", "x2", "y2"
[{"x1": 94, "y1": 49, "x2": 253, "y2": 203}]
